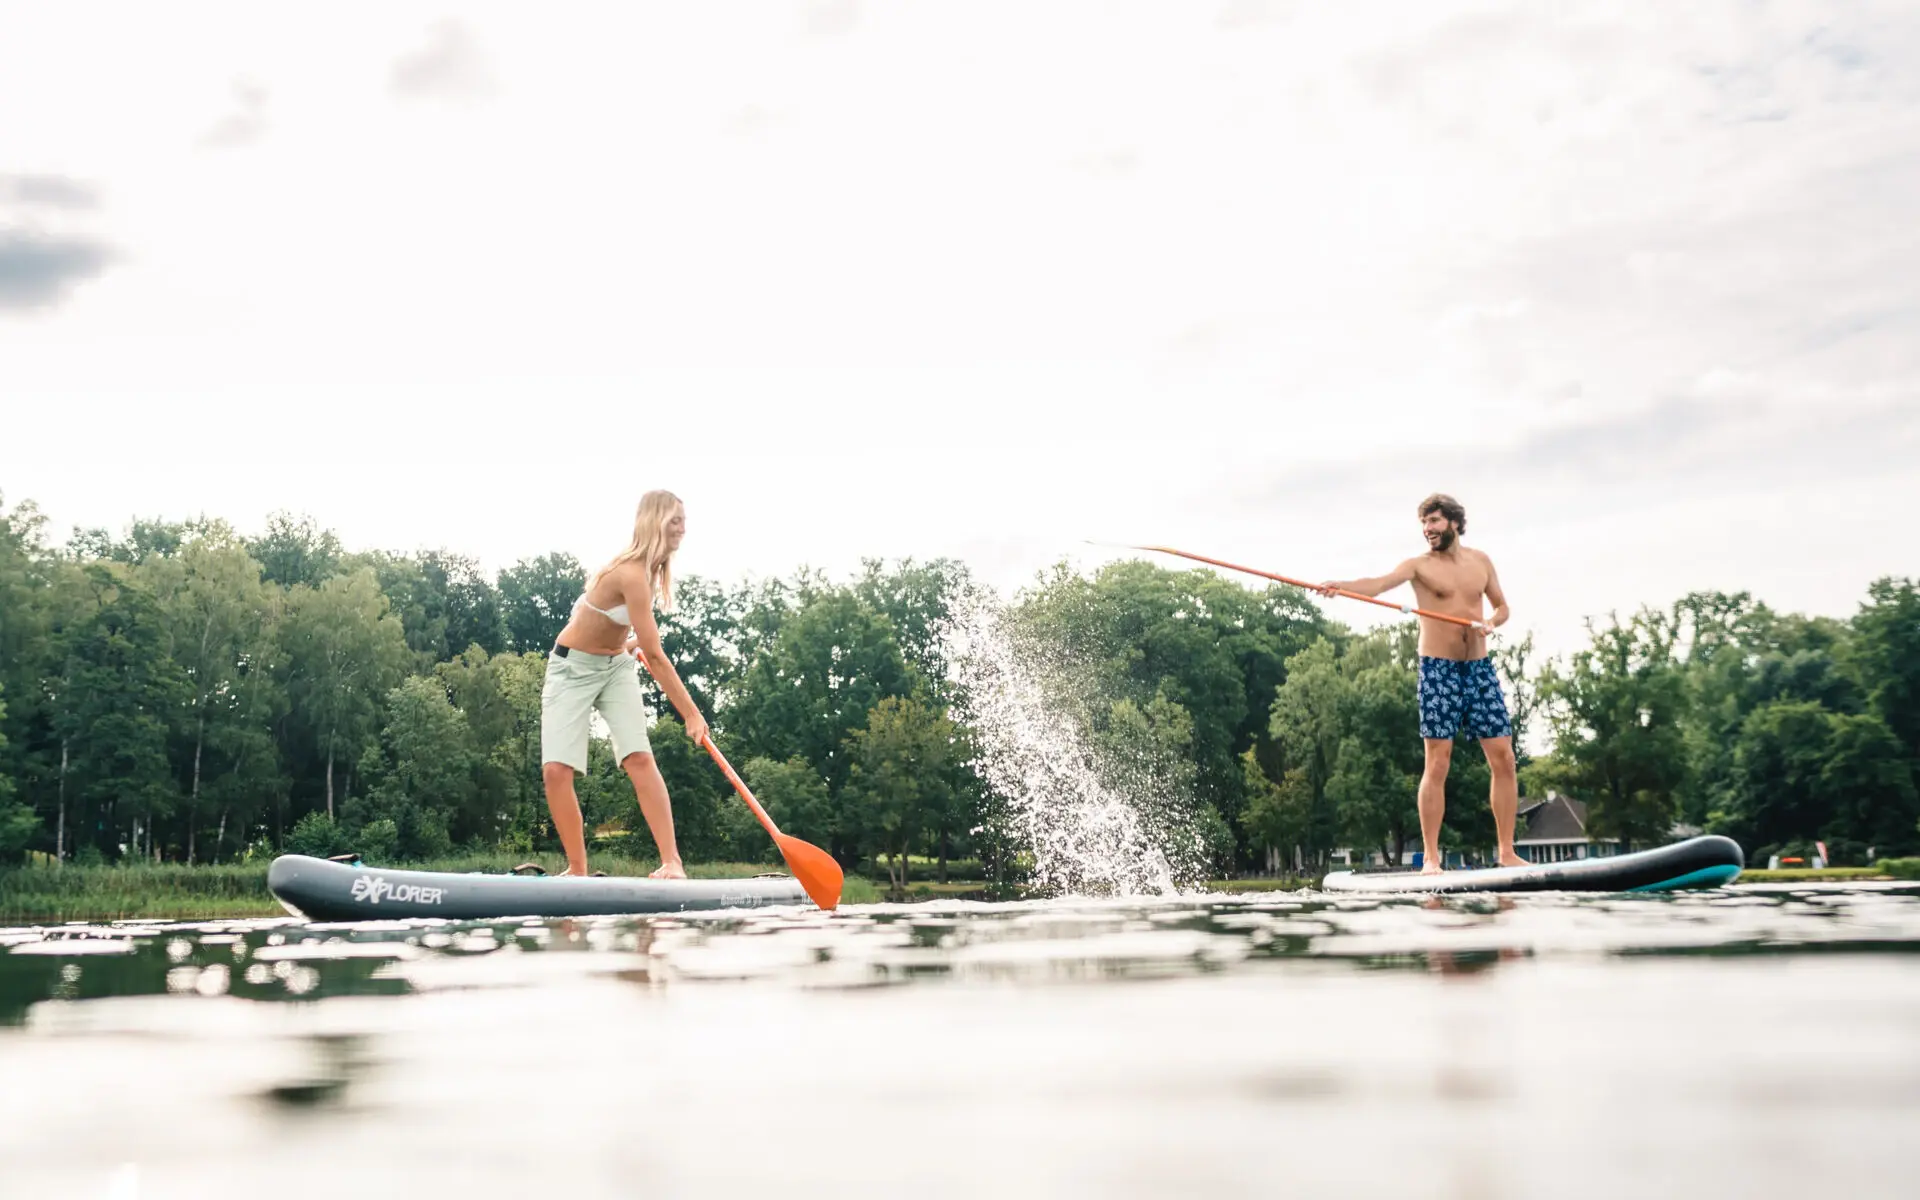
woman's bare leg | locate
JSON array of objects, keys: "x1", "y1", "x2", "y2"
[
  {"x1": 542, "y1": 761, "x2": 591, "y2": 876},
  {"x1": 622, "y1": 752, "x2": 685, "y2": 879}
]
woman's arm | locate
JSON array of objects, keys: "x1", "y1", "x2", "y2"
[{"x1": 624, "y1": 568, "x2": 710, "y2": 747}]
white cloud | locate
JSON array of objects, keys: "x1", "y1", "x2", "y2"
[
  {"x1": 390, "y1": 21, "x2": 498, "y2": 103},
  {"x1": 198, "y1": 78, "x2": 270, "y2": 149}
]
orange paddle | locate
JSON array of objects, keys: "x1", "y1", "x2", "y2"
[
  {"x1": 630, "y1": 644, "x2": 844, "y2": 910},
  {"x1": 1105, "y1": 542, "x2": 1485, "y2": 631},
  {"x1": 699, "y1": 733, "x2": 844, "y2": 911}
]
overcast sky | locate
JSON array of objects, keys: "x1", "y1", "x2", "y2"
[{"x1": 2, "y1": 1, "x2": 1915, "y2": 660}]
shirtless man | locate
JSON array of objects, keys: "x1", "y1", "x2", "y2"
[{"x1": 1317, "y1": 493, "x2": 1523, "y2": 874}]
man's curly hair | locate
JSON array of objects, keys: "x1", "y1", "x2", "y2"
[{"x1": 1418, "y1": 493, "x2": 1467, "y2": 534}]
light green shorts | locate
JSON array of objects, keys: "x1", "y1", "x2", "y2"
[{"x1": 540, "y1": 648, "x2": 653, "y2": 773}]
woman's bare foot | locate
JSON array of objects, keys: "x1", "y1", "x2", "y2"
[
  {"x1": 1497, "y1": 852, "x2": 1528, "y2": 868},
  {"x1": 1420, "y1": 858, "x2": 1444, "y2": 876},
  {"x1": 649, "y1": 860, "x2": 687, "y2": 880}
]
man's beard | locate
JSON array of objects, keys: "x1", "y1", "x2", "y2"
[{"x1": 1428, "y1": 527, "x2": 1457, "y2": 552}]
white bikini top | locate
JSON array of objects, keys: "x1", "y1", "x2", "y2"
[{"x1": 574, "y1": 593, "x2": 631, "y2": 628}]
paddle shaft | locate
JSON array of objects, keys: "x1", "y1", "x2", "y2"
[
  {"x1": 1123, "y1": 543, "x2": 1483, "y2": 630},
  {"x1": 700, "y1": 734, "x2": 782, "y2": 839}
]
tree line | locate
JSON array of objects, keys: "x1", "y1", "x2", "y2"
[{"x1": 1, "y1": 492, "x2": 1914, "y2": 882}]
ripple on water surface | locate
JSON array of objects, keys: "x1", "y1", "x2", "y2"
[{"x1": 4, "y1": 884, "x2": 1919, "y2": 1198}]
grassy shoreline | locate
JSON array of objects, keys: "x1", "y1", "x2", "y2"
[{"x1": 1724, "y1": 867, "x2": 1894, "y2": 883}]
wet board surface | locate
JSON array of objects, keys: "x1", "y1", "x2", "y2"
[
  {"x1": 268, "y1": 854, "x2": 811, "y2": 921},
  {"x1": 1318, "y1": 835, "x2": 1744, "y2": 894}
]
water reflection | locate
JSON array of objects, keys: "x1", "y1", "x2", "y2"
[
  {"x1": 9, "y1": 884, "x2": 1920, "y2": 1014},
  {"x1": 3, "y1": 884, "x2": 1919, "y2": 1197}
]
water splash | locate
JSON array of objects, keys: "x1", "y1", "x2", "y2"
[{"x1": 940, "y1": 589, "x2": 1198, "y2": 897}]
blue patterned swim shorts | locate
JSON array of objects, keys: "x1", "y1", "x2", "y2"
[{"x1": 1417, "y1": 656, "x2": 1512, "y2": 741}]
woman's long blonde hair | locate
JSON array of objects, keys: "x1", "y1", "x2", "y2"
[{"x1": 591, "y1": 490, "x2": 682, "y2": 612}]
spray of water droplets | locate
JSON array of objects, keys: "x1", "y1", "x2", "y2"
[{"x1": 939, "y1": 588, "x2": 1205, "y2": 897}]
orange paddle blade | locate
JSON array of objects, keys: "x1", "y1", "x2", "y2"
[
  {"x1": 701, "y1": 733, "x2": 844, "y2": 911},
  {"x1": 774, "y1": 832, "x2": 845, "y2": 912}
]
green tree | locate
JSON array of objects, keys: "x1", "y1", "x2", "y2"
[
  {"x1": 67, "y1": 516, "x2": 199, "y2": 565},
  {"x1": 1267, "y1": 639, "x2": 1349, "y2": 865},
  {"x1": 0, "y1": 495, "x2": 54, "y2": 852},
  {"x1": 1825, "y1": 712, "x2": 1919, "y2": 855},
  {"x1": 1674, "y1": 591, "x2": 1861, "y2": 829},
  {"x1": 843, "y1": 695, "x2": 962, "y2": 897},
  {"x1": 423, "y1": 550, "x2": 508, "y2": 659},
  {"x1": 140, "y1": 525, "x2": 282, "y2": 861},
  {"x1": 355, "y1": 549, "x2": 508, "y2": 665},
  {"x1": 285, "y1": 811, "x2": 348, "y2": 859},
  {"x1": 350, "y1": 675, "x2": 480, "y2": 858},
  {"x1": 854, "y1": 558, "x2": 973, "y2": 698},
  {"x1": 727, "y1": 588, "x2": 916, "y2": 808},
  {"x1": 1240, "y1": 752, "x2": 1312, "y2": 872},
  {"x1": 435, "y1": 647, "x2": 546, "y2": 840},
  {"x1": 498, "y1": 552, "x2": 586, "y2": 653},
  {"x1": 1716, "y1": 702, "x2": 1918, "y2": 856},
  {"x1": 1539, "y1": 610, "x2": 1689, "y2": 850},
  {"x1": 653, "y1": 574, "x2": 749, "y2": 718},
  {"x1": 1849, "y1": 578, "x2": 1920, "y2": 775},
  {"x1": 725, "y1": 756, "x2": 831, "y2": 863},
  {"x1": 281, "y1": 569, "x2": 411, "y2": 818},
  {"x1": 48, "y1": 565, "x2": 190, "y2": 860},
  {"x1": 249, "y1": 512, "x2": 343, "y2": 589},
  {"x1": 0, "y1": 684, "x2": 41, "y2": 861}
]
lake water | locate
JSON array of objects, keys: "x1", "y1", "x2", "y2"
[{"x1": 4, "y1": 883, "x2": 1919, "y2": 1199}]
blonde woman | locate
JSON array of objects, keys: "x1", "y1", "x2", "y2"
[{"x1": 541, "y1": 490, "x2": 708, "y2": 878}]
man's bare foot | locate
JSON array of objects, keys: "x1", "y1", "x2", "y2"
[
  {"x1": 649, "y1": 860, "x2": 687, "y2": 880},
  {"x1": 1497, "y1": 851, "x2": 1528, "y2": 868}
]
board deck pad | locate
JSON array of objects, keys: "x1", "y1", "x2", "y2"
[
  {"x1": 268, "y1": 854, "x2": 812, "y2": 921},
  {"x1": 1318, "y1": 835, "x2": 1744, "y2": 894}
]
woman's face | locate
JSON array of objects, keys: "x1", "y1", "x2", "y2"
[{"x1": 665, "y1": 504, "x2": 686, "y2": 550}]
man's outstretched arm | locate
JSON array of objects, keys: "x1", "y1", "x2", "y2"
[{"x1": 1318, "y1": 558, "x2": 1418, "y2": 599}]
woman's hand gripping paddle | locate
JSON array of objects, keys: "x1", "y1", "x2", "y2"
[{"x1": 699, "y1": 734, "x2": 844, "y2": 911}]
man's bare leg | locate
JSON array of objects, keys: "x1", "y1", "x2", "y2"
[
  {"x1": 1418, "y1": 739, "x2": 1453, "y2": 874},
  {"x1": 541, "y1": 761, "x2": 591, "y2": 876},
  {"x1": 1483, "y1": 736, "x2": 1525, "y2": 867},
  {"x1": 622, "y1": 752, "x2": 686, "y2": 879}
]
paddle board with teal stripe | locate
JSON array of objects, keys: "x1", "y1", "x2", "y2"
[{"x1": 1320, "y1": 835, "x2": 1744, "y2": 895}]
